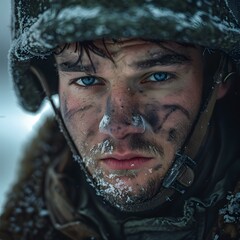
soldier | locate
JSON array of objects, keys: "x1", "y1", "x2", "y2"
[{"x1": 0, "y1": 0, "x2": 240, "y2": 239}]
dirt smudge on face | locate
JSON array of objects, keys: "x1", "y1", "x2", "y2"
[{"x1": 143, "y1": 103, "x2": 190, "y2": 130}]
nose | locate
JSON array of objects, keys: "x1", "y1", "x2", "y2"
[
  {"x1": 99, "y1": 114, "x2": 146, "y2": 139},
  {"x1": 99, "y1": 93, "x2": 146, "y2": 139}
]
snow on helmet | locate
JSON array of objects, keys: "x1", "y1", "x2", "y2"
[{"x1": 10, "y1": 0, "x2": 240, "y2": 112}]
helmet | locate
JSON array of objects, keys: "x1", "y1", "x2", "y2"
[{"x1": 10, "y1": 0, "x2": 240, "y2": 112}]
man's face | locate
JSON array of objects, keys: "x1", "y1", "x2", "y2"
[{"x1": 56, "y1": 39, "x2": 203, "y2": 209}]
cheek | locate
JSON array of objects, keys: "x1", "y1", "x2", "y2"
[
  {"x1": 142, "y1": 90, "x2": 201, "y2": 145},
  {"x1": 59, "y1": 91, "x2": 102, "y2": 142},
  {"x1": 141, "y1": 72, "x2": 202, "y2": 129}
]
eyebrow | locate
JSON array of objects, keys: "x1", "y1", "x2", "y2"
[
  {"x1": 57, "y1": 62, "x2": 96, "y2": 73},
  {"x1": 131, "y1": 54, "x2": 192, "y2": 70},
  {"x1": 57, "y1": 53, "x2": 191, "y2": 73}
]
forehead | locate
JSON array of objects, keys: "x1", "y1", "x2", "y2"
[
  {"x1": 94, "y1": 39, "x2": 195, "y2": 55},
  {"x1": 56, "y1": 38, "x2": 201, "y2": 62}
]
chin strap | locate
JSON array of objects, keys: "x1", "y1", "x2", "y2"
[
  {"x1": 161, "y1": 84, "x2": 219, "y2": 194},
  {"x1": 30, "y1": 65, "x2": 97, "y2": 190},
  {"x1": 30, "y1": 66, "x2": 77, "y2": 154},
  {"x1": 161, "y1": 55, "x2": 236, "y2": 197}
]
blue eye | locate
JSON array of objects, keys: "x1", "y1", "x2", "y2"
[
  {"x1": 75, "y1": 76, "x2": 100, "y2": 86},
  {"x1": 148, "y1": 72, "x2": 170, "y2": 82}
]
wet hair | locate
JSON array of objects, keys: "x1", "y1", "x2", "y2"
[
  {"x1": 54, "y1": 38, "x2": 198, "y2": 73},
  {"x1": 54, "y1": 38, "x2": 115, "y2": 73}
]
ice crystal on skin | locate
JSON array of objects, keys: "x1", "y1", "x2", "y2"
[
  {"x1": 93, "y1": 169, "x2": 135, "y2": 206},
  {"x1": 99, "y1": 115, "x2": 110, "y2": 130},
  {"x1": 73, "y1": 139, "x2": 147, "y2": 210},
  {"x1": 73, "y1": 140, "x2": 113, "y2": 169},
  {"x1": 132, "y1": 115, "x2": 146, "y2": 131},
  {"x1": 219, "y1": 192, "x2": 240, "y2": 223},
  {"x1": 100, "y1": 113, "x2": 146, "y2": 133},
  {"x1": 73, "y1": 136, "x2": 166, "y2": 210},
  {"x1": 90, "y1": 139, "x2": 114, "y2": 155}
]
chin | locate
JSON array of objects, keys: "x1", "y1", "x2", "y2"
[{"x1": 93, "y1": 170, "x2": 162, "y2": 209}]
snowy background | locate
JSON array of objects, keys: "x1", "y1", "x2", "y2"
[{"x1": 0, "y1": 1, "x2": 51, "y2": 214}]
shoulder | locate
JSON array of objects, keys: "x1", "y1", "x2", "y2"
[{"x1": 0, "y1": 117, "x2": 69, "y2": 240}]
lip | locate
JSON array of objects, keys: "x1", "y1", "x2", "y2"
[{"x1": 101, "y1": 153, "x2": 153, "y2": 170}]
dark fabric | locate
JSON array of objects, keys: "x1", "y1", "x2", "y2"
[{"x1": 0, "y1": 118, "x2": 69, "y2": 240}]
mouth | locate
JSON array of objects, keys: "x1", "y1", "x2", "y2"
[{"x1": 100, "y1": 153, "x2": 153, "y2": 170}]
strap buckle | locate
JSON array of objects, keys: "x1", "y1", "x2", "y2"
[{"x1": 162, "y1": 152, "x2": 196, "y2": 193}]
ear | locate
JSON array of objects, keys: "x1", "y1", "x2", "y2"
[
  {"x1": 216, "y1": 80, "x2": 232, "y2": 99},
  {"x1": 217, "y1": 61, "x2": 236, "y2": 99}
]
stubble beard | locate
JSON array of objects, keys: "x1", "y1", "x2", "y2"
[
  {"x1": 76, "y1": 137, "x2": 171, "y2": 211},
  {"x1": 73, "y1": 122, "x2": 189, "y2": 210},
  {"x1": 92, "y1": 166, "x2": 162, "y2": 210}
]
